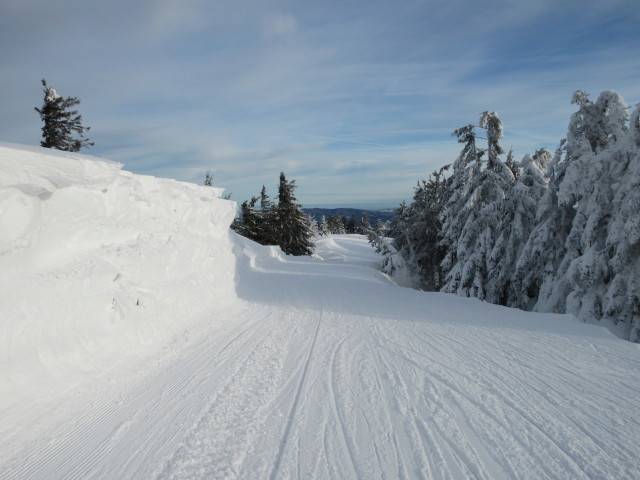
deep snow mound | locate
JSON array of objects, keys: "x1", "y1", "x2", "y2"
[{"x1": 0, "y1": 143, "x2": 237, "y2": 405}]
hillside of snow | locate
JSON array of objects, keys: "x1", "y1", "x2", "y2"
[
  {"x1": 1, "y1": 144, "x2": 640, "y2": 479},
  {"x1": 0, "y1": 143, "x2": 236, "y2": 411}
]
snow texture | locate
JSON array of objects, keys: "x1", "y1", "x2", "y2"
[
  {"x1": 1, "y1": 144, "x2": 639, "y2": 479},
  {"x1": 0, "y1": 142, "x2": 236, "y2": 410}
]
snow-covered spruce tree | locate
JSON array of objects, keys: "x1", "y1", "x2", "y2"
[
  {"x1": 387, "y1": 201, "x2": 409, "y2": 239},
  {"x1": 346, "y1": 214, "x2": 357, "y2": 234},
  {"x1": 374, "y1": 218, "x2": 385, "y2": 236},
  {"x1": 368, "y1": 228, "x2": 408, "y2": 281},
  {"x1": 371, "y1": 166, "x2": 450, "y2": 289},
  {"x1": 528, "y1": 90, "x2": 624, "y2": 316},
  {"x1": 327, "y1": 214, "x2": 346, "y2": 234},
  {"x1": 358, "y1": 212, "x2": 371, "y2": 234},
  {"x1": 512, "y1": 142, "x2": 568, "y2": 311},
  {"x1": 204, "y1": 171, "x2": 214, "y2": 186},
  {"x1": 556, "y1": 91, "x2": 629, "y2": 322},
  {"x1": 370, "y1": 201, "x2": 414, "y2": 282},
  {"x1": 275, "y1": 172, "x2": 315, "y2": 256},
  {"x1": 604, "y1": 102, "x2": 640, "y2": 341},
  {"x1": 439, "y1": 124, "x2": 485, "y2": 295},
  {"x1": 319, "y1": 215, "x2": 330, "y2": 236},
  {"x1": 235, "y1": 196, "x2": 261, "y2": 241},
  {"x1": 404, "y1": 166, "x2": 451, "y2": 290},
  {"x1": 505, "y1": 148, "x2": 520, "y2": 180},
  {"x1": 307, "y1": 214, "x2": 321, "y2": 238},
  {"x1": 256, "y1": 185, "x2": 279, "y2": 245},
  {"x1": 440, "y1": 113, "x2": 516, "y2": 300},
  {"x1": 480, "y1": 111, "x2": 504, "y2": 169},
  {"x1": 488, "y1": 149, "x2": 551, "y2": 307},
  {"x1": 327, "y1": 214, "x2": 338, "y2": 234},
  {"x1": 35, "y1": 79, "x2": 93, "y2": 151}
]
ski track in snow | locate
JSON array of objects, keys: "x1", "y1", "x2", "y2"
[{"x1": 2, "y1": 235, "x2": 640, "y2": 480}]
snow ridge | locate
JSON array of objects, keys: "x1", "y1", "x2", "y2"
[{"x1": 0, "y1": 142, "x2": 236, "y2": 412}]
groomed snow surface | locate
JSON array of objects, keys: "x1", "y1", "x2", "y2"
[{"x1": 1, "y1": 144, "x2": 639, "y2": 479}]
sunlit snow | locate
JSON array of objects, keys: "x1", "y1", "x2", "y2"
[{"x1": 1, "y1": 144, "x2": 639, "y2": 479}]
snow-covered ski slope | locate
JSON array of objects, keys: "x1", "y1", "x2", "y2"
[{"x1": 1, "y1": 144, "x2": 639, "y2": 479}]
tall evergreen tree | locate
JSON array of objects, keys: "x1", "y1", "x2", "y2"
[
  {"x1": 439, "y1": 124, "x2": 485, "y2": 295},
  {"x1": 346, "y1": 214, "x2": 357, "y2": 234},
  {"x1": 275, "y1": 172, "x2": 315, "y2": 256},
  {"x1": 387, "y1": 201, "x2": 409, "y2": 239},
  {"x1": 505, "y1": 148, "x2": 520, "y2": 180},
  {"x1": 35, "y1": 79, "x2": 93, "y2": 151},
  {"x1": 557, "y1": 91, "x2": 628, "y2": 321},
  {"x1": 358, "y1": 212, "x2": 371, "y2": 234},
  {"x1": 327, "y1": 214, "x2": 346, "y2": 234},
  {"x1": 604, "y1": 103, "x2": 640, "y2": 341},
  {"x1": 485, "y1": 149, "x2": 550, "y2": 306},
  {"x1": 372, "y1": 166, "x2": 450, "y2": 290},
  {"x1": 235, "y1": 196, "x2": 260, "y2": 241},
  {"x1": 256, "y1": 185, "x2": 278, "y2": 245},
  {"x1": 440, "y1": 114, "x2": 515, "y2": 299},
  {"x1": 319, "y1": 215, "x2": 330, "y2": 236},
  {"x1": 480, "y1": 111, "x2": 504, "y2": 170},
  {"x1": 374, "y1": 218, "x2": 385, "y2": 236},
  {"x1": 532, "y1": 91, "x2": 617, "y2": 314}
]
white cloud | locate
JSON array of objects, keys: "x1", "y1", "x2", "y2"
[
  {"x1": 2, "y1": 0, "x2": 640, "y2": 207},
  {"x1": 264, "y1": 13, "x2": 298, "y2": 37}
]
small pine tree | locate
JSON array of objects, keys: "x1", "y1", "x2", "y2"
[
  {"x1": 35, "y1": 79, "x2": 93, "y2": 151},
  {"x1": 204, "y1": 171, "x2": 214, "y2": 186},
  {"x1": 319, "y1": 215, "x2": 330, "y2": 236},
  {"x1": 346, "y1": 214, "x2": 357, "y2": 234},
  {"x1": 374, "y1": 218, "x2": 385, "y2": 236},
  {"x1": 358, "y1": 212, "x2": 371, "y2": 234},
  {"x1": 505, "y1": 148, "x2": 520, "y2": 180},
  {"x1": 327, "y1": 214, "x2": 346, "y2": 234},
  {"x1": 236, "y1": 197, "x2": 260, "y2": 240},
  {"x1": 387, "y1": 201, "x2": 409, "y2": 239}
]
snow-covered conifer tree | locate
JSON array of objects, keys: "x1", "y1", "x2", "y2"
[
  {"x1": 387, "y1": 201, "x2": 409, "y2": 239},
  {"x1": 440, "y1": 124, "x2": 485, "y2": 296},
  {"x1": 307, "y1": 214, "x2": 320, "y2": 238},
  {"x1": 374, "y1": 218, "x2": 385, "y2": 236},
  {"x1": 358, "y1": 212, "x2": 371, "y2": 234},
  {"x1": 319, "y1": 215, "x2": 330, "y2": 236},
  {"x1": 604, "y1": 103, "x2": 640, "y2": 341},
  {"x1": 236, "y1": 197, "x2": 260, "y2": 241},
  {"x1": 557, "y1": 91, "x2": 629, "y2": 321},
  {"x1": 441, "y1": 114, "x2": 515, "y2": 299},
  {"x1": 505, "y1": 148, "x2": 520, "y2": 180},
  {"x1": 531, "y1": 91, "x2": 626, "y2": 315},
  {"x1": 35, "y1": 79, "x2": 93, "y2": 151},
  {"x1": 276, "y1": 172, "x2": 315, "y2": 256},
  {"x1": 346, "y1": 214, "x2": 357, "y2": 234},
  {"x1": 487, "y1": 149, "x2": 550, "y2": 306}
]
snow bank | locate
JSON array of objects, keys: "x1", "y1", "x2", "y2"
[{"x1": 0, "y1": 143, "x2": 237, "y2": 406}]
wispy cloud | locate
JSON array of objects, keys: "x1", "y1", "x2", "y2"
[
  {"x1": 264, "y1": 13, "x2": 297, "y2": 37},
  {"x1": 2, "y1": 0, "x2": 639, "y2": 207}
]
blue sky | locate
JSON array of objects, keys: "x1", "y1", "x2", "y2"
[{"x1": 2, "y1": 0, "x2": 639, "y2": 208}]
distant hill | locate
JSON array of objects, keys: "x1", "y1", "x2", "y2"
[{"x1": 303, "y1": 207, "x2": 396, "y2": 225}]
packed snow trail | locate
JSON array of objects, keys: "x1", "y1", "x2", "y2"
[{"x1": 1, "y1": 235, "x2": 639, "y2": 479}]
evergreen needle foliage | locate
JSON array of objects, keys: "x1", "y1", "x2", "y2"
[
  {"x1": 35, "y1": 79, "x2": 93, "y2": 152},
  {"x1": 234, "y1": 172, "x2": 315, "y2": 256}
]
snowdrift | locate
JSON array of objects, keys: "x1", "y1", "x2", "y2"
[{"x1": 0, "y1": 143, "x2": 237, "y2": 406}]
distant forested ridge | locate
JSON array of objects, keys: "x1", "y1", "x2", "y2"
[{"x1": 303, "y1": 208, "x2": 394, "y2": 226}]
